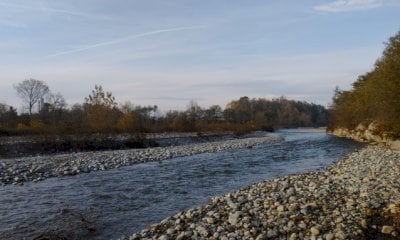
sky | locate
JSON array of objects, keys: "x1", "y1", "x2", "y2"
[{"x1": 0, "y1": 0, "x2": 399, "y2": 112}]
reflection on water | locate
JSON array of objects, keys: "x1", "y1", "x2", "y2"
[{"x1": 0, "y1": 129, "x2": 362, "y2": 239}]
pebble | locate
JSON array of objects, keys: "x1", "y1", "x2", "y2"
[
  {"x1": 381, "y1": 225, "x2": 394, "y2": 234},
  {"x1": 277, "y1": 205, "x2": 285, "y2": 212},
  {"x1": 158, "y1": 235, "x2": 168, "y2": 240},
  {"x1": 206, "y1": 217, "x2": 214, "y2": 224},
  {"x1": 228, "y1": 212, "x2": 241, "y2": 225},
  {"x1": 310, "y1": 226, "x2": 320, "y2": 236},
  {"x1": 196, "y1": 226, "x2": 209, "y2": 237},
  {"x1": 325, "y1": 232, "x2": 334, "y2": 240}
]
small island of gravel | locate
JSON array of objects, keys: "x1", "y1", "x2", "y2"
[
  {"x1": 125, "y1": 146, "x2": 400, "y2": 240},
  {"x1": 0, "y1": 134, "x2": 283, "y2": 185}
]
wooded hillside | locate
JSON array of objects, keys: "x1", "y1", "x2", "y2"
[{"x1": 329, "y1": 31, "x2": 400, "y2": 138}]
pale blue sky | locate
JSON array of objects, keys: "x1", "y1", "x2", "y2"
[{"x1": 0, "y1": 0, "x2": 399, "y2": 111}]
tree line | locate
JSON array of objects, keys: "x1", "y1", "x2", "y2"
[
  {"x1": 0, "y1": 80, "x2": 329, "y2": 136},
  {"x1": 329, "y1": 31, "x2": 400, "y2": 138}
]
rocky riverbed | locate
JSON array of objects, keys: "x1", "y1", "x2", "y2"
[
  {"x1": 125, "y1": 146, "x2": 400, "y2": 240},
  {"x1": 0, "y1": 135, "x2": 282, "y2": 185}
]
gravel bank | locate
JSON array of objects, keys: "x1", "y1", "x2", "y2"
[
  {"x1": 0, "y1": 135, "x2": 282, "y2": 185},
  {"x1": 125, "y1": 146, "x2": 400, "y2": 240}
]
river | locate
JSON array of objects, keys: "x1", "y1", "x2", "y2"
[{"x1": 0, "y1": 129, "x2": 362, "y2": 240}]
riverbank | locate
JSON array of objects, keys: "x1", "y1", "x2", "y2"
[
  {"x1": 330, "y1": 123, "x2": 400, "y2": 151},
  {"x1": 126, "y1": 145, "x2": 400, "y2": 240},
  {"x1": 0, "y1": 134, "x2": 282, "y2": 185},
  {"x1": 0, "y1": 132, "x2": 239, "y2": 158}
]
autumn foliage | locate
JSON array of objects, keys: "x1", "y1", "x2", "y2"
[
  {"x1": 1, "y1": 86, "x2": 330, "y2": 136},
  {"x1": 329, "y1": 31, "x2": 400, "y2": 138}
]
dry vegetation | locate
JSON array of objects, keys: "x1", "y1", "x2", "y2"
[{"x1": 0, "y1": 87, "x2": 328, "y2": 137}]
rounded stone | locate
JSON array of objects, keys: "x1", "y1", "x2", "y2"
[
  {"x1": 325, "y1": 233, "x2": 334, "y2": 240},
  {"x1": 206, "y1": 217, "x2": 214, "y2": 224},
  {"x1": 382, "y1": 225, "x2": 394, "y2": 234},
  {"x1": 310, "y1": 226, "x2": 320, "y2": 236},
  {"x1": 277, "y1": 205, "x2": 285, "y2": 212},
  {"x1": 158, "y1": 235, "x2": 168, "y2": 240}
]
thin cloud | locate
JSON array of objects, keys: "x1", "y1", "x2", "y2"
[
  {"x1": 0, "y1": 19, "x2": 26, "y2": 28},
  {"x1": 45, "y1": 26, "x2": 205, "y2": 58},
  {"x1": 0, "y1": 1, "x2": 99, "y2": 18},
  {"x1": 313, "y1": 0, "x2": 383, "y2": 13}
]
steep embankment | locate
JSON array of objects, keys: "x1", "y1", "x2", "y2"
[
  {"x1": 329, "y1": 31, "x2": 400, "y2": 147},
  {"x1": 330, "y1": 122, "x2": 400, "y2": 151}
]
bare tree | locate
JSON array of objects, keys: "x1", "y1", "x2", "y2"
[
  {"x1": 47, "y1": 92, "x2": 67, "y2": 111},
  {"x1": 186, "y1": 100, "x2": 203, "y2": 121},
  {"x1": 0, "y1": 103, "x2": 7, "y2": 115},
  {"x1": 14, "y1": 78, "x2": 50, "y2": 115}
]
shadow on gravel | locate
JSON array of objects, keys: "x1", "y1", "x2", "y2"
[{"x1": 363, "y1": 205, "x2": 400, "y2": 240}]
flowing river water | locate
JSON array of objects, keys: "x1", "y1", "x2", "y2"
[{"x1": 0, "y1": 129, "x2": 363, "y2": 239}]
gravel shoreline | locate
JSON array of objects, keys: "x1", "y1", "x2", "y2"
[
  {"x1": 125, "y1": 146, "x2": 400, "y2": 240},
  {"x1": 0, "y1": 135, "x2": 282, "y2": 185}
]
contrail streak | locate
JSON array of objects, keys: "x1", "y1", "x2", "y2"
[
  {"x1": 0, "y1": 2, "x2": 93, "y2": 17},
  {"x1": 46, "y1": 26, "x2": 205, "y2": 58}
]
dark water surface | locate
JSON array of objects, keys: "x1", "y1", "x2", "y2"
[{"x1": 0, "y1": 129, "x2": 362, "y2": 239}]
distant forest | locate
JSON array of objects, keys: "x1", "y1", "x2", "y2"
[
  {"x1": 0, "y1": 83, "x2": 329, "y2": 136},
  {"x1": 329, "y1": 31, "x2": 400, "y2": 138}
]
